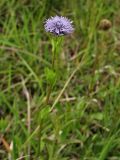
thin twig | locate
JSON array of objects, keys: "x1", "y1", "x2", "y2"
[
  {"x1": 50, "y1": 64, "x2": 80, "y2": 112},
  {"x1": 0, "y1": 137, "x2": 11, "y2": 152},
  {"x1": 22, "y1": 77, "x2": 31, "y2": 159},
  {"x1": 16, "y1": 155, "x2": 30, "y2": 160},
  {"x1": 0, "y1": 119, "x2": 13, "y2": 154},
  {"x1": 60, "y1": 97, "x2": 76, "y2": 102},
  {"x1": 22, "y1": 125, "x2": 40, "y2": 148}
]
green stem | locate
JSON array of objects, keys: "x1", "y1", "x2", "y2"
[
  {"x1": 52, "y1": 47, "x2": 56, "y2": 70},
  {"x1": 45, "y1": 40, "x2": 56, "y2": 104},
  {"x1": 46, "y1": 37, "x2": 63, "y2": 104},
  {"x1": 46, "y1": 85, "x2": 52, "y2": 104}
]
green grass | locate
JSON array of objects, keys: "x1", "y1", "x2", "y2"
[{"x1": 0, "y1": 0, "x2": 120, "y2": 159}]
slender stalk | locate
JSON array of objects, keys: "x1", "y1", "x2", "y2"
[
  {"x1": 27, "y1": 91, "x2": 31, "y2": 159},
  {"x1": 46, "y1": 39, "x2": 57, "y2": 104},
  {"x1": 46, "y1": 85, "x2": 52, "y2": 104},
  {"x1": 50, "y1": 64, "x2": 81, "y2": 112},
  {"x1": 22, "y1": 78, "x2": 31, "y2": 159},
  {"x1": 52, "y1": 45, "x2": 56, "y2": 69},
  {"x1": 45, "y1": 37, "x2": 63, "y2": 104},
  {"x1": 37, "y1": 119, "x2": 42, "y2": 159}
]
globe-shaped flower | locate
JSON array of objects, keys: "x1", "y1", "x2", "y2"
[{"x1": 44, "y1": 16, "x2": 74, "y2": 36}]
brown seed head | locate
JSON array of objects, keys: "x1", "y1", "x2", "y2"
[{"x1": 99, "y1": 19, "x2": 112, "y2": 31}]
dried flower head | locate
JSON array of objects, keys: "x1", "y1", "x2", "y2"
[
  {"x1": 99, "y1": 19, "x2": 112, "y2": 31},
  {"x1": 44, "y1": 16, "x2": 74, "y2": 36}
]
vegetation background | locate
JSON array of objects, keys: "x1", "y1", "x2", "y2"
[{"x1": 0, "y1": 0, "x2": 120, "y2": 159}]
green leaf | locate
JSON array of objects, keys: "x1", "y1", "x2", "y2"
[{"x1": 44, "y1": 67, "x2": 57, "y2": 86}]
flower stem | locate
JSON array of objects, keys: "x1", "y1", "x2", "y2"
[
  {"x1": 46, "y1": 85, "x2": 52, "y2": 104},
  {"x1": 46, "y1": 37, "x2": 63, "y2": 104},
  {"x1": 52, "y1": 48, "x2": 55, "y2": 69}
]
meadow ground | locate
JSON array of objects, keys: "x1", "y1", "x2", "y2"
[{"x1": 0, "y1": 0, "x2": 120, "y2": 159}]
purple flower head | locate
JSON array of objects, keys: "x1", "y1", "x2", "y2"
[{"x1": 44, "y1": 16, "x2": 74, "y2": 36}]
